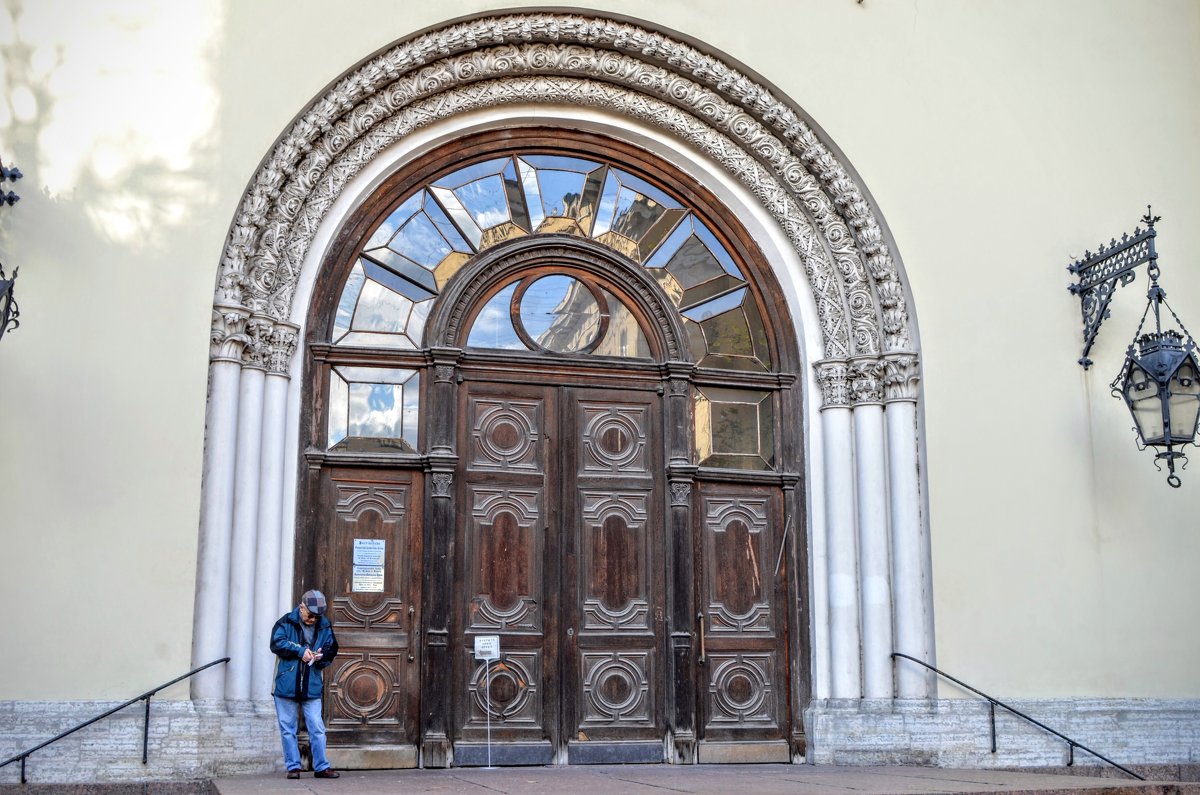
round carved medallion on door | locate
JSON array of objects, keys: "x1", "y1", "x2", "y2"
[{"x1": 329, "y1": 658, "x2": 400, "y2": 723}]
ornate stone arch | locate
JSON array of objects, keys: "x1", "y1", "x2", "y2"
[{"x1": 194, "y1": 12, "x2": 933, "y2": 744}]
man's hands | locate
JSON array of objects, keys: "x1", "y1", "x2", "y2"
[{"x1": 302, "y1": 647, "x2": 324, "y2": 665}]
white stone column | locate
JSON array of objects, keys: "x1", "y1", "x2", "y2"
[
  {"x1": 851, "y1": 356, "x2": 894, "y2": 699},
  {"x1": 884, "y1": 352, "x2": 933, "y2": 698},
  {"x1": 224, "y1": 315, "x2": 272, "y2": 703},
  {"x1": 191, "y1": 305, "x2": 249, "y2": 702},
  {"x1": 815, "y1": 359, "x2": 861, "y2": 699},
  {"x1": 251, "y1": 321, "x2": 299, "y2": 701}
]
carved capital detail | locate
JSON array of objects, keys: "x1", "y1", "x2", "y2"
[
  {"x1": 210, "y1": 305, "x2": 251, "y2": 364},
  {"x1": 883, "y1": 352, "x2": 921, "y2": 403},
  {"x1": 814, "y1": 359, "x2": 851, "y2": 410},
  {"x1": 850, "y1": 356, "x2": 885, "y2": 406},
  {"x1": 431, "y1": 472, "x2": 454, "y2": 499},
  {"x1": 242, "y1": 314, "x2": 274, "y2": 370},
  {"x1": 670, "y1": 481, "x2": 692, "y2": 507},
  {"x1": 267, "y1": 321, "x2": 300, "y2": 376},
  {"x1": 434, "y1": 364, "x2": 455, "y2": 384}
]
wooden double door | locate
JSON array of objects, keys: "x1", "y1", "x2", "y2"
[
  {"x1": 309, "y1": 375, "x2": 797, "y2": 765},
  {"x1": 452, "y1": 378, "x2": 666, "y2": 765}
]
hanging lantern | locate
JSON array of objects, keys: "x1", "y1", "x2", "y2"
[{"x1": 1110, "y1": 278, "x2": 1200, "y2": 487}]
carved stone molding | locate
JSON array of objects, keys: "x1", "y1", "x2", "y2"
[
  {"x1": 210, "y1": 305, "x2": 251, "y2": 364},
  {"x1": 814, "y1": 359, "x2": 851, "y2": 410},
  {"x1": 433, "y1": 364, "x2": 455, "y2": 384},
  {"x1": 883, "y1": 352, "x2": 921, "y2": 403},
  {"x1": 213, "y1": 12, "x2": 923, "y2": 373},
  {"x1": 850, "y1": 356, "x2": 884, "y2": 407}
]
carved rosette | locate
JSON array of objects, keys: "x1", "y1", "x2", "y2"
[
  {"x1": 883, "y1": 352, "x2": 920, "y2": 403},
  {"x1": 210, "y1": 305, "x2": 251, "y2": 364},
  {"x1": 849, "y1": 356, "x2": 884, "y2": 407},
  {"x1": 267, "y1": 321, "x2": 300, "y2": 376},
  {"x1": 814, "y1": 359, "x2": 851, "y2": 410}
]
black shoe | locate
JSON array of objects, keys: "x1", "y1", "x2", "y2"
[
  {"x1": 286, "y1": 769, "x2": 300, "y2": 779},
  {"x1": 314, "y1": 769, "x2": 340, "y2": 779}
]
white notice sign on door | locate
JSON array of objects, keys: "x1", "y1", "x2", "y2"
[{"x1": 474, "y1": 635, "x2": 500, "y2": 661}]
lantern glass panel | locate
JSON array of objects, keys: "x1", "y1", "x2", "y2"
[
  {"x1": 1123, "y1": 364, "x2": 1167, "y2": 445},
  {"x1": 1167, "y1": 358, "x2": 1200, "y2": 442}
]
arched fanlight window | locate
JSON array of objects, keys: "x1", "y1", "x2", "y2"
[{"x1": 331, "y1": 152, "x2": 771, "y2": 372}]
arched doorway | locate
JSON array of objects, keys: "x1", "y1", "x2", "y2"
[
  {"x1": 194, "y1": 11, "x2": 931, "y2": 769},
  {"x1": 298, "y1": 130, "x2": 806, "y2": 765}
]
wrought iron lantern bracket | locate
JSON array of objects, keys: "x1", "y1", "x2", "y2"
[
  {"x1": 1067, "y1": 208, "x2": 1160, "y2": 369},
  {"x1": 0, "y1": 155, "x2": 21, "y2": 342}
]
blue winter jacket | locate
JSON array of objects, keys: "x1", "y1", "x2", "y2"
[{"x1": 270, "y1": 606, "x2": 338, "y2": 701}]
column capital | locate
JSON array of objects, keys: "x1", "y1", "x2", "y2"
[
  {"x1": 211, "y1": 304, "x2": 251, "y2": 364},
  {"x1": 242, "y1": 313, "x2": 275, "y2": 371},
  {"x1": 883, "y1": 351, "x2": 921, "y2": 403},
  {"x1": 814, "y1": 358, "x2": 852, "y2": 410},
  {"x1": 267, "y1": 320, "x2": 301, "y2": 376},
  {"x1": 850, "y1": 355, "x2": 885, "y2": 407}
]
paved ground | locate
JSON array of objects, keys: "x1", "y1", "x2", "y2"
[{"x1": 213, "y1": 765, "x2": 1200, "y2": 795}]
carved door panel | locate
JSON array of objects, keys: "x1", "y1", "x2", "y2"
[
  {"x1": 454, "y1": 382, "x2": 558, "y2": 765},
  {"x1": 695, "y1": 483, "x2": 791, "y2": 762},
  {"x1": 320, "y1": 467, "x2": 423, "y2": 758},
  {"x1": 453, "y1": 379, "x2": 664, "y2": 765},
  {"x1": 562, "y1": 388, "x2": 664, "y2": 764}
]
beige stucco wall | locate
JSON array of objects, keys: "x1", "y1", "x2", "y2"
[{"x1": 0, "y1": 0, "x2": 1197, "y2": 702}]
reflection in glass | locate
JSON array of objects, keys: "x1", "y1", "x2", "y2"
[
  {"x1": 682, "y1": 288, "x2": 747, "y2": 322},
  {"x1": 359, "y1": 254, "x2": 437, "y2": 301},
  {"x1": 351, "y1": 279, "x2": 412, "y2": 334},
  {"x1": 328, "y1": 367, "x2": 420, "y2": 452},
  {"x1": 333, "y1": 262, "x2": 366, "y2": 343},
  {"x1": 694, "y1": 386, "x2": 774, "y2": 469},
  {"x1": 467, "y1": 283, "x2": 526, "y2": 350},
  {"x1": 591, "y1": 290, "x2": 652, "y2": 359},
  {"x1": 518, "y1": 275, "x2": 604, "y2": 354}
]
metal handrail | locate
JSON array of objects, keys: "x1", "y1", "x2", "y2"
[
  {"x1": 891, "y1": 652, "x2": 1143, "y2": 781},
  {"x1": 0, "y1": 657, "x2": 229, "y2": 784}
]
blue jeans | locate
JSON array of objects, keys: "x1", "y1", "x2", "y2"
[{"x1": 273, "y1": 695, "x2": 330, "y2": 772}]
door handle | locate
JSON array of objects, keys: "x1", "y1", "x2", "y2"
[
  {"x1": 696, "y1": 612, "x2": 706, "y2": 665},
  {"x1": 407, "y1": 605, "x2": 416, "y2": 662}
]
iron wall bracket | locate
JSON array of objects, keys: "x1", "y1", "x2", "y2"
[{"x1": 1067, "y1": 209, "x2": 1160, "y2": 368}]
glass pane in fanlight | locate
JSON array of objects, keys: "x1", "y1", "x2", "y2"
[
  {"x1": 393, "y1": 213, "x2": 452, "y2": 268},
  {"x1": 365, "y1": 192, "x2": 423, "y2": 249},
  {"x1": 591, "y1": 290, "x2": 652, "y2": 359},
  {"x1": 466, "y1": 282, "x2": 526, "y2": 350},
  {"x1": 407, "y1": 298, "x2": 434, "y2": 346},
  {"x1": 1125, "y1": 366, "x2": 1167, "y2": 445},
  {"x1": 519, "y1": 275, "x2": 602, "y2": 354},
  {"x1": 591, "y1": 170, "x2": 621, "y2": 238},
  {"x1": 682, "y1": 288, "x2": 747, "y2": 322},
  {"x1": 434, "y1": 156, "x2": 510, "y2": 189},
  {"x1": 429, "y1": 186, "x2": 483, "y2": 249},
  {"x1": 328, "y1": 367, "x2": 421, "y2": 451},
  {"x1": 518, "y1": 160, "x2": 545, "y2": 230},
  {"x1": 537, "y1": 169, "x2": 588, "y2": 221},
  {"x1": 425, "y1": 193, "x2": 473, "y2": 253},
  {"x1": 693, "y1": 218, "x2": 743, "y2": 278},
  {"x1": 503, "y1": 160, "x2": 532, "y2": 232},
  {"x1": 333, "y1": 262, "x2": 366, "y2": 342},
  {"x1": 350, "y1": 279, "x2": 413, "y2": 334},
  {"x1": 455, "y1": 175, "x2": 511, "y2": 230},
  {"x1": 670, "y1": 237, "x2": 731, "y2": 291},
  {"x1": 1167, "y1": 360, "x2": 1200, "y2": 441}
]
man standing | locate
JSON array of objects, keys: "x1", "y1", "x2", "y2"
[{"x1": 270, "y1": 589, "x2": 340, "y2": 779}]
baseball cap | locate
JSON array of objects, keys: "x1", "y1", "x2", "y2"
[{"x1": 301, "y1": 590, "x2": 327, "y2": 616}]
